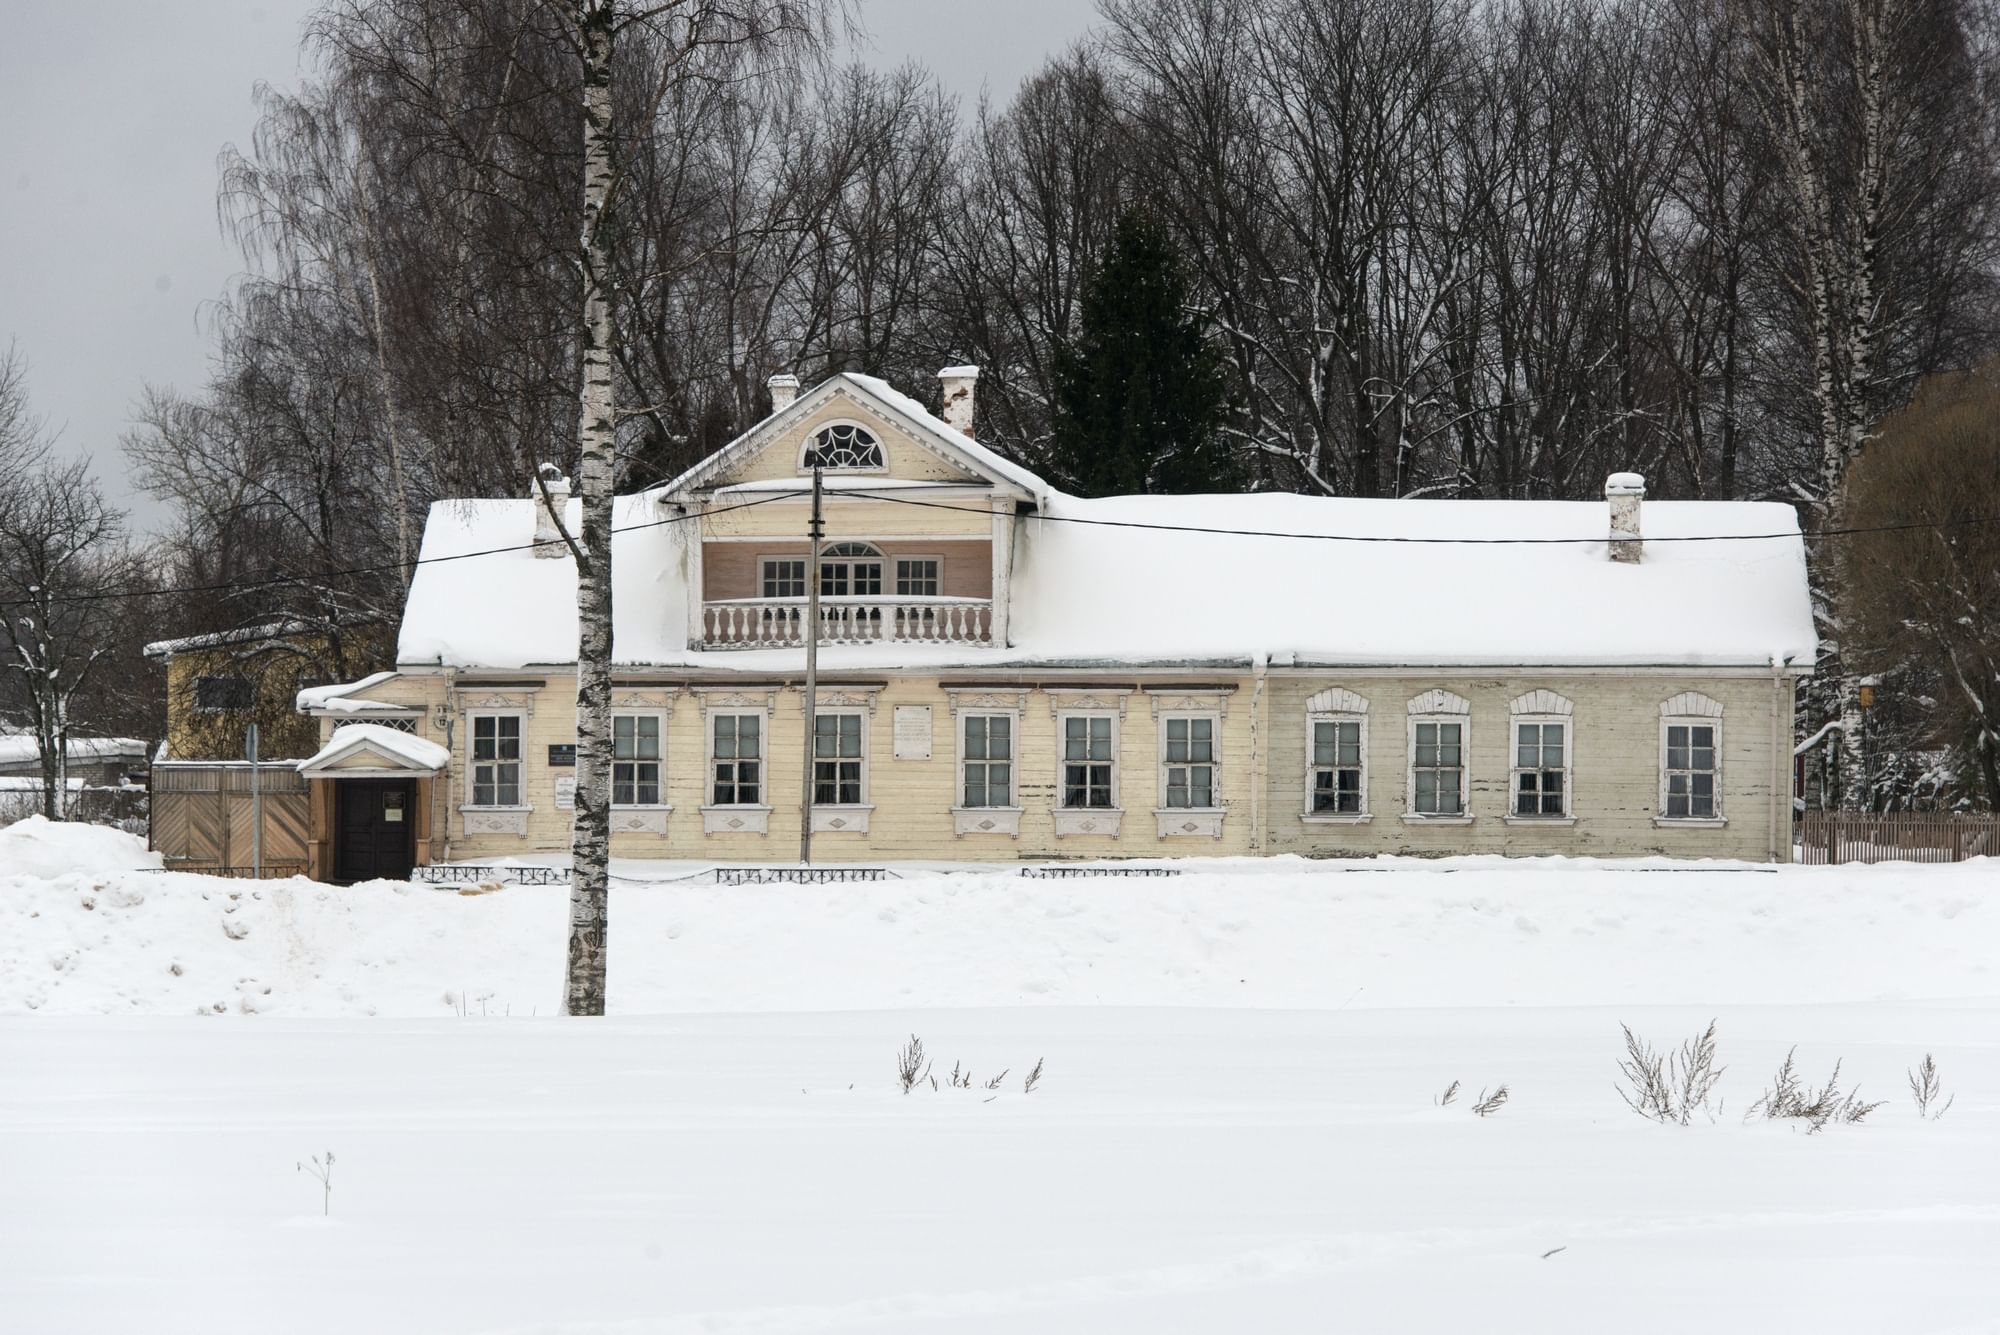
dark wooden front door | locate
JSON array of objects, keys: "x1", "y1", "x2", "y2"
[{"x1": 334, "y1": 779, "x2": 416, "y2": 883}]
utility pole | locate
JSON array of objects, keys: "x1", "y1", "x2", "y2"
[{"x1": 799, "y1": 466, "x2": 823, "y2": 864}]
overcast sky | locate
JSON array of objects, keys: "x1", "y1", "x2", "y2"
[{"x1": 0, "y1": 0, "x2": 1096, "y2": 533}]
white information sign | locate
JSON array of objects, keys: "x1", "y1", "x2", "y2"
[
  {"x1": 892, "y1": 705, "x2": 933, "y2": 760},
  {"x1": 553, "y1": 776, "x2": 577, "y2": 811}
]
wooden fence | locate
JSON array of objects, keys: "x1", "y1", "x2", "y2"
[
  {"x1": 1798, "y1": 811, "x2": 2000, "y2": 865},
  {"x1": 149, "y1": 762, "x2": 311, "y2": 878}
]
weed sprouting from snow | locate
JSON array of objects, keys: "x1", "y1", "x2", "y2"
[
  {"x1": 1617, "y1": 1020, "x2": 1724, "y2": 1125},
  {"x1": 1434, "y1": 1080, "x2": 1460, "y2": 1108},
  {"x1": 896, "y1": 1035, "x2": 927, "y2": 1094},
  {"x1": 1909, "y1": 1053, "x2": 1954, "y2": 1120},
  {"x1": 894, "y1": 1039, "x2": 1038, "y2": 1097},
  {"x1": 1472, "y1": 1085, "x2": 1510, "y2": 1117},
  {"x1": 1747, "y1": 1048, "x2": 1884, "y2": 1132},
  {"x1": 297, "y1": 1151, "x2": 334, "y2": 1216}
]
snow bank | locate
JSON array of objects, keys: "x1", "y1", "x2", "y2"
[
  {"x1": 0, "y1": 815, "x2": 160, "y2": 880},
  {"x1": 3, "y1": 853, "x2": 1994, "y2": 1016}
]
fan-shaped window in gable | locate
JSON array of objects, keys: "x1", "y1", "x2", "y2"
[{"x1": 800, "y1": 422, "x2": 884, "y2": 471}]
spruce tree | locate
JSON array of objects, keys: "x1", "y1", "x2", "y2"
[{"x1": 1049, "y1": 209, "x2": 1238, "y2": 496}]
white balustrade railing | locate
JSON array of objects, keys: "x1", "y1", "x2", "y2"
[{"x1": 700, "y1": 597, "x2": 994, "y2": 648}]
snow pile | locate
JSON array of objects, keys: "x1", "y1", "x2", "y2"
[
  {"x1": 0, "y1": 815, "x2": 160, "y2": 880},
  {"x1": 3, "y1": 854, "x2": 1994, "y2": 1017}
]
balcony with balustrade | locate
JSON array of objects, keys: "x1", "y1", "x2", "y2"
[{"x1": 693, "y1": 537, "x2": 1002, "y2": 651}]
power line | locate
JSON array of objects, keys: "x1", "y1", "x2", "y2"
[
  {"x1": 0, "y1": 489, "x2": 794, "y2": 614},
  {"x1": 9, "y1": 480, "x2": 1994, "y2": 616},
  {"x1": 839, "y1": 489, "x2": 2000, "y2": 545}
]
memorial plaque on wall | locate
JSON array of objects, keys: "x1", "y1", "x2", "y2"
[
  {"x1": 892, "y1": 705, "x2": 932, "y2": 760},
  {"x1": 548, "y1": 744, "x2": 577, "y2": 767},
  {"x1": 553, "y1": 776, "x2": 576, "y2": 810}
]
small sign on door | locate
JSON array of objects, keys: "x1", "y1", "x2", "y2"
[{"x1": 384, "y1": 790, "x2": 405, "y2": 823}]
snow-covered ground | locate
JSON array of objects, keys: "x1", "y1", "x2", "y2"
[{"x1": 1, "y1": 818, "x2": 1995, "y2": 1332}]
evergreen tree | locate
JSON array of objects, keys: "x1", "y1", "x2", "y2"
[{"x1": 1049, "y1": 209, "x2": 1238, "y2": 495}]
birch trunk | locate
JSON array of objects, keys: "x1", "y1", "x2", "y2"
[{"x1": 564, "y1": 0, "x2": 617, "y2": 1017}]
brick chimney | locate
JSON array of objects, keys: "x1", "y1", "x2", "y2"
[
  {"x1": 533, "y1": 464, "x2": 571, "y2": 559},
  {"x1": 937, "y1": 365, "x2": 979, "y2": 437},
  {"x1": 767, "y1": 372, "x2": 800, "y2": 413},
  {"x1": 1606, "y1": 472, "x2": 1644, "y2": 563}
]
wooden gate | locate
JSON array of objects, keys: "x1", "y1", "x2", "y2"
[
  {"x1": 1797, "y1": 811, "x2": 2000, "y2": 865},
  {"x1": 149, "y1": 762, "x2": 311, "y2": 878}
]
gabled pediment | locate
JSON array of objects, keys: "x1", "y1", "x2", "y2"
[
  {"x1": 298, "y1": 724, "x2": 449, "y2": 779},
  {"x1": 651, "y1": 373, "x2": 1045, "y2": 502}
]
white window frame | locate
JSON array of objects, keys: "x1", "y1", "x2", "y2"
[
  {"x1": 1507, "y1": 716, "x2": 1574, "y2": 823},
  {"x1": 951, "y1": 709, "x2": 1022, "y2": 836},
  {"x1": 1658, "y1": 705, "x2": 1726, "y2": 827},
  {"x1": 1053, "y1": 709, "x2": 1122, "y2": 837},
  {"x1": 809, "y1": 707, "x2": 873, "y2": 833},
  {"x1": 464, "y1": 710, "x2": 529, "y2": 812},
  {"x1": 796, "y1": 419, "x2": 887, "y2": 473},
  {"x1": 1304, "y1": 712, "x2": 1370, "y2": 824},
  {"x1": 758, "y1": 557, "x2": 806, "y2": 599},
  {"x1": 701, "y1": 707, "x2": 771, "y2": 833},
  {"x1": 893, "y1": 554, "x2": 943, "y2": 598},
  {"x1": 1153, "y1": 710, "x2": 1224, "y2": 838},
  {"x1": 610, "y1": 710, "x2": 668, "y2": 810},
  {"x1": 1403, "y1": 690, "x2": 1473, "y2": 824},
  {"x1": 1505, "y1": 691, "x2": 1576, "y2": 826}
]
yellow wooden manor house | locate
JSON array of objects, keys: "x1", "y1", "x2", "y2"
[{"x1": 294, "y1": 367, "x2": 1816, "y2": 881}]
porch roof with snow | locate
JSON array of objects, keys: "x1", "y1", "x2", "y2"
[{"x1": 297, "y1": 723, "x2": 449, "y2": 779}]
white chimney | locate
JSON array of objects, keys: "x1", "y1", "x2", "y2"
[
  {"x1": 533, "y1": 464, "x2": 571, "y2": 559},
  {"x1": 1606, "y1": 472, "x2": 1645, "y2": 563},
  {"x1": 767, "y1": 373, "x2": 800, "y2": 413},
  {"x1": 937, "y1": 365, "x2": 980, "y2": 437}
]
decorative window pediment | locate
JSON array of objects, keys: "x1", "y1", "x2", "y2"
[
  {"x1": 1306, "y1": 687, "x2": 1369, "y2": 715},
  {"x1": 1661, "y1": 691, "x2": 1724, "y2": 718},
  {"x1": 1510, "y1": 689, "x2": 1573, "y2": 716},
  {"x1": 799, "y1": 421, "x2": 884, "y2": 472},
  {"x1": 1407, "y1": 688, "x2": 1470, "y2": 715}
]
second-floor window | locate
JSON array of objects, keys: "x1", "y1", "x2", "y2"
[
  {"x1": 761, "y1": 559, "x2": 805, "y2": 598},
  {"x1": 820, "y1": 542, "x2": 883, "y2": 597},
  {"x1": 192, "y1": 675, "x2": 254, "y2": 713},
  {"x1": 1310, "y1": 717, "x2": 1365, "y2": 813},
  {"x1": 800, "y1": 422, "x2": 884, "y2": 470},
  {"x1": 1410, "y1": 719, "x2": 1466, "y2": 815}
]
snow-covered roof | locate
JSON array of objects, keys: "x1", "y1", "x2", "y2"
[
  {"x1": 650, "y1": 372, "x2": 1048, "y2": 504},
  {"x1": 298, "y1": 723, "x2": 450, "y2": 777},
  {"x1": 393, "y1": 487, "x2": 1815, "y2": 673},
  {"x1": 296, "y1": 672, "x2": 413, "y2": 715},
  {"x1": 142, "y1": 619, "x2": 313, "y2": 660},
  {"x1": 0, "y1": 736, "x2": 149, "y2": 767}
]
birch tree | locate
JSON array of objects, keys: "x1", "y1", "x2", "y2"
[{"x1": 554, "y1": 0, "x2": 827, "y2": 1016}]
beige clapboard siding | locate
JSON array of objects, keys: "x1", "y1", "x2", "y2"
[
  {"x1": 318, "y1": 668, "x2": 1793, "y2": 864},
  {"x1": 727, "y1": 394, "x2": 983, "y2": 485},
  {"x1": 1260, "y1": 674, "x2": 1792, "y2": 861},
  {"x1": 701, "y1": 540, "x2": 993, "y2": 601},
  {"x1": 701, "y1": 496, "x2": 992, "y2": 541}
]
